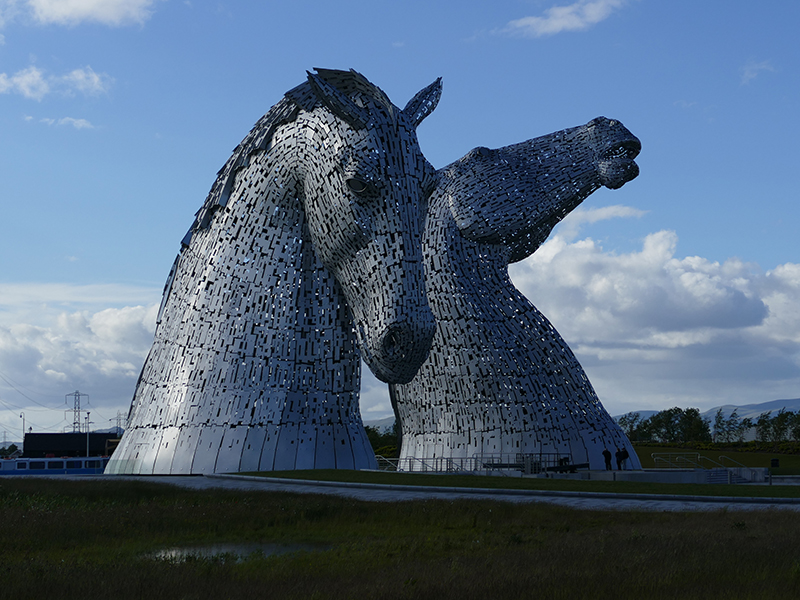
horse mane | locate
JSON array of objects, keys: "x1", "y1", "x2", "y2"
[{"x1": 183, "y1": 69, "x2": 395, "y2": 247}]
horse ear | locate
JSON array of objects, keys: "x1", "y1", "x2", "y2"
[
  {"x1": 402, "y1": 77, "x2": 442, "y2": 128},
  {"x1": 306, "y1": 70, "x2": 370, "y2": 130}
]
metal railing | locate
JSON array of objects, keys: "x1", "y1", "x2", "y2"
[
  {"x1": 718, "y1": 455, "x2": 767, "y2": 483},
  {"x1": 374, "y1": 452, "x2": 581, "y2": 475},
  {"x1": 651, "y1": 452, "x2": 767, "y2": 483},
  {"x1": 651, "y1": 452, "x2": 724, "y2": 470}
]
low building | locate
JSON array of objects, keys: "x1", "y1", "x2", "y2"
[{"x1": 22, "y1": 432, "x2": 121, "y2": 458}]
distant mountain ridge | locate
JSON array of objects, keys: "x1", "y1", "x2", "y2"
[
  {"x1": 611, "y1": 398, "x2": 800, "y2": 422},
  {"x1": 698, "y1": 398, "x2": 800, "y2": 421},
  {"x1": 367, "y1": 398, "x2": 800, "y2": 432}
]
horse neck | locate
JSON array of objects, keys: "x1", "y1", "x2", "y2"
[{"x1": 180, "y1": 124, "x2": 360, "y2": 391}]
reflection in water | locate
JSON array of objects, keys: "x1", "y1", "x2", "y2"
[{"x1": 152, "y1": 542, "x2": 328, "y2": 563}]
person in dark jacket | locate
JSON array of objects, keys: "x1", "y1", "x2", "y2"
[{"x1": 602, "y1": 448, "x2": 612, "y2": 470}]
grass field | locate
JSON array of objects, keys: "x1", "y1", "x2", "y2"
[
  {"x1": 2, "y1": 478, "x2": 800, "y2": 599},
  {"x1": 634, "y1": 445, "x2": 800, "y2": 474}
]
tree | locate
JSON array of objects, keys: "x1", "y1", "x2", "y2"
[
  {"x1": 790, "y1": 412, "x2": 800, "y2": 442},
  {"x1": 755, "y1": 411, "x2": 781, "y2": 442},
  {"x1": 679, "y1": 408, "x2": 712, "y2": 442},
  {"x1": 616, "y1": 412, "x2": 642, "y2": 441},
  {"x1": 713, "y1": 409, "x2": 726, "y2": 443},
  {"x1": 364, "y1": 423, "x2": 399, "y2": 457},
  {"x1": 638, "y1": 407, "x2": 711, "y2": 443},
  {"x1": 735, "y1": 417, "x2": 754, "y2": 442},
  {"x1": 641, "y1": 407, "x2": 683, "y2": 443},
  {"x1": 713, "y1": 409, "x2": 750, "y2": 443},
  {"x1": 753, "y1": 408, "x2": 796, "y2": 443},
  {"x1": 771, "y1": 409, "x2": 792, "y2": 442},
  {"x1": 0, "y1": 443, "x2": 18, "y2": 457}
]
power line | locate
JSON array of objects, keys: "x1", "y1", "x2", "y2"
[{"x1": 0, "y1": 371, "x2": 62, "y2": 409}]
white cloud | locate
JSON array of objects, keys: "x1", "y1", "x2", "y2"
[
  {"x1": 553, "y1": 204, "x2": 646, "y2": 241},
  {"x1": 500, "y1": 0, "x2": 628, "y2": 38},
  {"x1": 0, "y1": 65, "x2": 49, "y2": 100},
  {"x1": 36, "y1": 116, "x2": 94, "y2": 128},
  {"x1": 27, "y1": 0, "x2": 157, "y2": 26},
  {"x1": 0, "y1": 64, "x2": 111, "y2": 100},
  {"x1": 741, "y1": 59, "x2": 775, "y2": 85},
  {"x1": 508, "y1": 225, "x2": 800, "y2": 414},
  {"x1": 0, "y1": 303, "x2": 158, "y2": 435},
  {"x1": 0, "y1": 282, "x2": 161, "y2": 327},
  {"x1": 0, "y1": 1, "x2": 22, "y2": 29},
  {"x1": 58, "y1": 116, "x2": 94, "y2": 128},
  {"x1": 59, "y1": 66, "x2": 111, "y2": 95}
]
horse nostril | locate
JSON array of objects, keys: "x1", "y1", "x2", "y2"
[{"x1": 382, "y1": 326, "x2": 407, "y2": 359}]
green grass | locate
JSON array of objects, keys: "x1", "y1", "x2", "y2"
[
  {"x1": 1, "y1": 478, "x2": 799, "y2": 599},
  {"x1": 242, "y1": 468, "x2": 800, "y2": 499},
  {"x1": 635, "y1": 444, "x2": 800, "y2": 473}
]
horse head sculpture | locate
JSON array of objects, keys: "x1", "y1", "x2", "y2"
[
  {"x1": 390, "y1": 116, "x2": 643, "y2": 470},
  {"x1": 291, "y1": 69, "x2": 440, "y2": 383},
  {"x1": 447, "y1": 117, "x2": 641, "y2": 262},
  {"x1": 107, "y1": 69, "x2": 440, "y2": 475}
]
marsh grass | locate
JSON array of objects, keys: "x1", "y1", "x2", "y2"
[{"x1": 1, "y1": 479, "x2": 799, "y2": 599}]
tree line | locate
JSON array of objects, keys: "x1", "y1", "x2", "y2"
[{"x1": 616, "y1": 407, "x2": 800, "y2": 444}]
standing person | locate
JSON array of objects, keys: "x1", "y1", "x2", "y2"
[
  {"x1": 620, "y1": 447, "x2": 630, "y2": 470},
  {"x1": 615, "y1": 448, "x2": 623, "y2": 470},
  {"x1": 602, "y1": 448, "x2": 612, "y2": 470}
]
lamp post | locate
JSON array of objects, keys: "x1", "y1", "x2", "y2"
[
  {"x1": 19, "y1": 413, "x2": 25, "y2": 453},
  {"x1": 85, "y1": 412, "x2": 91, "y2": 457}
]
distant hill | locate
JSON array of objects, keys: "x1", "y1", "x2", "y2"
[
  {"x1": 371, "y1": 398, "x2": 800, "y2": 434},
  {"x1": 612, "y1": 398, "x2": 800, "y2": 422},
  {"x1": 614, "y1": 410, "x2": 659, "y2": 421},
  {"x1": 700, "y1": 398, "x2": 800, "y2": 421},
  {"x1": 363, "y1": 416, "x2": 395, "y2": 432}
]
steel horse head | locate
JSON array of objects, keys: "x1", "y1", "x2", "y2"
[
  {"x1": 390, "y1": 116, "x2": 643, "y2": 470},
  {"x1": 107, "y1": 69, "x2": 441, "y2": 475}
]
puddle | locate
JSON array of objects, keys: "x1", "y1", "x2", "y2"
[{"x1": 151, "y1": 542, "x2": 328, "y2": 563}]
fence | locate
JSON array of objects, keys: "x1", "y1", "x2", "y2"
[
  {"x1": 651, "y1": 452, "x2": 767, "y2": 483},
  {"x1": 375, "y1": 452, "x2": 580, "y2": 475}
]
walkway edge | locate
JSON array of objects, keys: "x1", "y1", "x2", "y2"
[{"x1": 206, "y1": 474, "x2": 800, "y2": 505}]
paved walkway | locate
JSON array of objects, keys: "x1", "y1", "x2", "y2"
[{"x1": 112, "y1": 474, "x2": 800, "y2": 512}]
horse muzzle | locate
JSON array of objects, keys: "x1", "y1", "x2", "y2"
[{"x1": 363, "y1": 314, "x2": 436, "y2": 384}]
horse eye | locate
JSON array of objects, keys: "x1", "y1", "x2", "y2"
[{"x1": 346, "y1": 178, "x2": 370, "y2": 194}]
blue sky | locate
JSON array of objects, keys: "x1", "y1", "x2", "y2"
[{"x1": 1, "y1": 0, "x2": 799, "y2": 440}]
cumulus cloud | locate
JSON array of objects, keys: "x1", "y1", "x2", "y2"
[
  {"x1": 553, "y1": 204, "x2": 646, "y2": 241},
  {"x1": 27, "y1": 0, "x2": 157, "y2": 26},
  {"x1": 507, "y1": 219, "x2": 800, "y2": 414},
  {"x1": 500, "y1": 0, "x2": 628, "y2": 38},
  {"x1": 37, "y1": 116, "x2": 94, "y2": 128},
  {"x1": 741, "y1": 59, "x2": 775, "y2": 85},
  {"x1": 0, "y1": 284, "x2": 160, "y2": 436},
  {"x1": 0, "y1": 64, "x2": 111, "y2": 100},
  {"x1": 0, "y1": 65, "x2": 49, "y2": 100},
  {"x1": 0, "y1": 1, "x2": 21, "y2": 29},
  {"x1": 59, "y1": 66, "x2": 111, "y2": 95}
]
